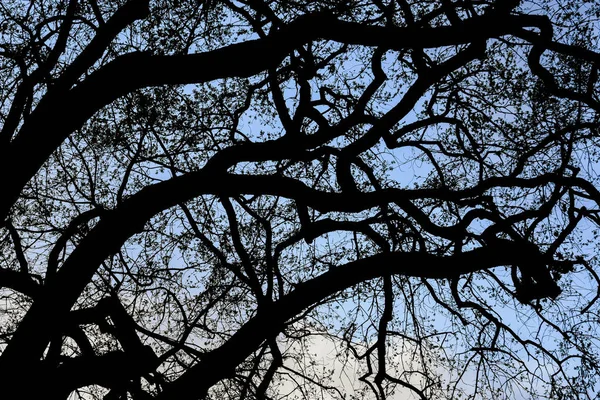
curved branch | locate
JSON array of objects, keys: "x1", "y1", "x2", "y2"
[
  {"x1": 155, "y1": 239, "x2": 540, "y2": 400},
  {"x1": 0, "y1": 12, "x2": 552, "y2": 222}
]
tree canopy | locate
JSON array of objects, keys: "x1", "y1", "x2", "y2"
[{"x1": 1, "y1": 0, "x2": 600, "y2": 398}]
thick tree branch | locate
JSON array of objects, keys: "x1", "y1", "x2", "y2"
[
  {"x1": 0, "y1": 12, "x2": 551, "y2": 223},
  {"x1": 155, "y1": 239, "x2": 541, "y2": 400},
  {"x1": 0, "y1": 267, "x2": 40, "y2": 297},
  {"x1": 3, "y1": 161, "x2": 583, "y2": 379}
]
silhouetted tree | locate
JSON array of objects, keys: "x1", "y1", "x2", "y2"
[{"x1": 1, "y1": 0, "x2": 600, "y2": 399}]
